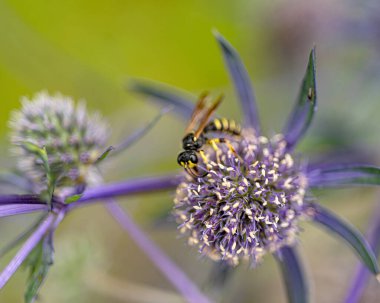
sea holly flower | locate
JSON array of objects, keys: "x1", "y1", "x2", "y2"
[
  {"x1": 130, "y1": 31, "x2": 380, "y2": 302},
  {"x1": 9, "y1": 92, "x2": 108, "y2": 198},
  {"x1": 0, "y1": 93, "x2": 210, "y2": 303},
  {"x1": 174, "y1": 131, "x2": 307, "y2": 266}
]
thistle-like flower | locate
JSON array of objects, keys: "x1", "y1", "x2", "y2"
[
  {"x1": 175, "y1": 130, "x2": 307, "y2": 265},
  {"x1": 9, "y1": 92, "x2": 108, "y2": 197},
  {"x1": 131, "y1": 31, "x2": 380, "y2": 302}
]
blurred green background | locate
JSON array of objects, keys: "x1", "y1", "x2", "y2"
[{"x1": 1, "y1": 0, "x2": 380, "y2": 302}]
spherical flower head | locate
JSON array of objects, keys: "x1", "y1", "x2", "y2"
[
  {"x1": 174, "y1": 129, "x2": 307, "y2": 266},
  {"x1": 9, "y1": 91, "x2": 109, "y2": 196}
]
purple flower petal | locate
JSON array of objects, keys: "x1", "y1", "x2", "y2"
[
  {"x1": 307, "y1": 165, "x2": 380, "y2": 188},
  {"x1": 275, "y1": 246, "x2": 309, "y2": 303},
  {"x1": 0, "y1": 214, "x2": 55, "y2": 289},
  {"x1": 106, "y1": 201, "x2": 211, "y2": 303},
  {"x1": 69, "y1": 174, "x2": 182, "y2": 209},
  {"x1": 129, "y1": 80, "x2": 196, "y2": 120},
  {"x1": 283, "y1": 48, "x2": 317, "y2": 150},
  {"x1": 213, "y1": 30, "x2": 260, "y2": 132},
  {"x1": 0, "y1": 204, "x2": 48, "y2": 218},
  {"x1": 307, "y1": 203, "x2": 380, "y2": 276},
  {"x1": 0, "y1": 194, "x2": 42, "y2": 205},
  {"x1": 344, "y1": 201, "x2": 380, "y2": 303}
]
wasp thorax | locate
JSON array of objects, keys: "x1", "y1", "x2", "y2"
[
  {"x1": 182, "y1": 133, "x2": 204, "y2": 150},
  {"x1": 174, "y1": 129, "x2": 307, "y2": 266},
  {"x1": 9, "y1": 92, "x2": 109, "y2": 196}
]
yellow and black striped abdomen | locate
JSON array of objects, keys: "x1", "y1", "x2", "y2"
[{"x1": 204, "y1": 118, "x2": 241, "y2": 136}]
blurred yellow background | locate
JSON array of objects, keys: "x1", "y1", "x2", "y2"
[{"x1": 1, "y1": 0, "x2": 380, "y2": 302}]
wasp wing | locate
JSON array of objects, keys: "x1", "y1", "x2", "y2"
[
  {"x1": 194, "y1": 95, "x2": 223, "y2": 138},
  {"x1": 185, "y1": 92, "x2": 209, "y2": 134}
]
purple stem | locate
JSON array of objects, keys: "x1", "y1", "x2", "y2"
[
  {"x1": 0, "y1": 195, "x2": 41, "y2": 205},
  {"x1": 0, "y1": 175, "x2": 182, "y2": 211},
  {"x1": 0, "y1": 213, "x2": 55, "y2": 289},
  {"x1": 105, "y1": 201, "x2": 212, "y2": 303},
  {"x1": 69, "y1": 174, "x2": 182, "y2": 210},
  {"x1": 0, "y1": 204, "x2": 48, "y2": 218},
  {"x1": 344, "y1": 201, "x2": 380, "y2": 303}
]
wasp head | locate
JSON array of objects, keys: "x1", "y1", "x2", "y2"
[{"x1": 177, "y1": 151, "x2": 198, "y2": 168}]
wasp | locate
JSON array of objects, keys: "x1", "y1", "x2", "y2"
[{"x1": 177, "y1": 93, "x2": 242, "y2": 177}]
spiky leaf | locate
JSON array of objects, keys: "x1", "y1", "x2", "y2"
[
  {"x1": 21, "y1": 142, "x2": 55, "y2": 204},
  {"x1": 308, "y1": 203, "x2": 380, "y2": 276},
  {"x1": 64, "y1": 194, "x2": 83, "y2": 204},
  {"x1": 95, "y1": 146, "x2": 114, "y2": 164},
  {"x1": 130, "y1": 80, "x2": 195, "y2": 120},
  {"x1": 24, "y1": 233, "x2": 54, "y2": 303},
  {"x1": 308, "y1": 165, "x2": 380, "y2": 188},
  {"x1": 275, "y1": 246, "x2": 309, "y2": 303},
  {"x1": 112, "y1": 107, "x2": 170, "y2": 156},
  {"x1": 283, "y1": 48, "x2": 317, "y2": 149},
  {"x1": 214, "y1": 30, "x2": 260, "y2": 132}
]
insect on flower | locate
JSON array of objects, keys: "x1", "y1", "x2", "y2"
[
  {"x1": 131, "y1": 31, "x2": 380, "y2": 302},
  {"x1": 177, "y1": 92, "x2": 241, "y2": 178}
]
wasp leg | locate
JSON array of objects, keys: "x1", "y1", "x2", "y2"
[
  {"x1": 199, "y1": 150, "x2": 210, "y2": 164},
  {"x1": 198, "y1": 149, "x2": 213, "y2": 172},
  {"x1": 207, "y1": 138, "x2": 242, "y2": 162},
  {"x1": 185, "y1": 166, "x2": 207, "y2": 178},
  {"x1": 207, "y1": 139, "x2": 222, "y2": 163}
]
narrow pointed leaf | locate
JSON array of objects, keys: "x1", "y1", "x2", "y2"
[
  {"x1": 24, "y1": 232, "x2": 54, "y2": 303},
  {"x1": 275, "y1": 246, "x2": 309, "y2": 303},
  {"x1": 308, "y1": 203, "x2": 380, "y2": 276},
  {"x1": 0, "y1": 214, "x2": 54, "y2": 289},
  {"x1": 129, "y1": 80, "x2": 195, "y2": 120},
  {"x1": 21, "y1": 142, "x2": 55, "y2": 204},
  {"x1": 213, "y1": 30, "x2": 260, "y2": 132},
  {"x1": 344, "y1": 201, "x2": 380, "y2": 303},
  {"x1": 307, "y1": 165, "x2": 380, "y2": 188},
  {"x1": 95, "y1": 146, "x2": 115, "y2": 164},
  {"x1": 64, "y1": 194, "x2": 83, "y2": 204},
  {"x1": 283, "y1": 48, "x2": 317, "y2": 149},
  {"x1": 112, "y1": 107, "x2": 170, "y2": 156}
]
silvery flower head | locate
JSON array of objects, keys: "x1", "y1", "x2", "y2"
[
  {"x1": 9, "y1": 91, "x2": 109, "y2": 197},
  {"x1": 174, "y1": 130, "x2": 307, "y2": 265}
]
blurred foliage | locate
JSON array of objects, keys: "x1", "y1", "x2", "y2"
[{"x1": 1, "y1": 0, "x2": 380, "y2": 302}]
